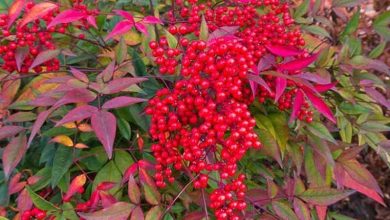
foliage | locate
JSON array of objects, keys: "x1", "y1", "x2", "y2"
[{"x1": 0, "y1": 0, "x2": 389, "y2": 219}]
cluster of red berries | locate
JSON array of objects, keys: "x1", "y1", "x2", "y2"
[
  {"x1": 148, "y1": 0, "x2": 316, "y2": 219},
  {"x1": 0, "y1": 2, "x2": 61, "y2": 73},
  {"x1": 21, "y1": 208, "x2": 46, "y2": 220}
]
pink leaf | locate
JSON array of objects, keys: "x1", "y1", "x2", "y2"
[
  {"x1": 275, "y1": 77, "x2": 287, "y2": 102},
  {"x1": 30, "y1": 49, "x2": 60, "y2": 69},
  {"x1": 114, "y1": 10, "x2": 134, "y2": 23},
  {"x1": 296, "y1": 72, "x2": 331, "y2": 84},
  {"x1": 3, "y1": 134, "x2": 27, "y2": 179},
  {"x1": 102, "y1": 97, "x2": 147, "y2": 110},
  {"x1": 97, "y1": 182, "x2": 116, "y2": 191},
  {"x1": 7, "y1": 0, "x2": 26, "y2": 28},
  {"x1": 122, "y1": 163, "x2": 138, "y2": 184},
  {"x1": 314, "y1": 82, "x2": 337, "y2": 93},
  {"x1": 265, "y1": 45, "x2": 303, "y2": 57},
  {"x1": 8, "y1": 173, "x2": 24, "y2": 194},
  {"x1": 365, "y1": 87, "x2": 390, "y2": 109},
  {"x1": 56, "y1": 105, "x2": 98, "y2": 126},
  {"x1": 258, "y1": 54, "x2": 275, "y2": 71},
  {"x1": 135, "y1": 22, "x2": 148, "y2": 35},
  {"x1": 303, "y1": 89, "x2": 336, "y2": 123},
  {"x1": 293, "y1": 198, "x2": 311, "y2": 220},
  {"x1": 87, "y1": 15, "x2": 98, "y2": 29},
  {"x1": 53, "y1": 88, "x2": 96, "y2": 109},
  {"x1": 99, "y1": 191, "x2": 117, "y2": 208},
  {"x1": 342, "y1": 170, "x2": 385, "y2": 205},
  {"x1": 247, "y1": 73, "x2": 272, "y2": 93},
  {"x1": 70, "y1": 67, "x2": 89, "y2": 83},
  {"x1": 17, "y1": 188, "x2": 33, "y2": 213},
  {"x1": 289, "y1": 89, "x2": 304, "y2": 123},
  {"x1": 29, "y1": 95, "x2": 57, "y2": 107},
  {"x1": 102, "y1": 77, "x2": 147, "y2": 94},
  {"x1": 97, "y1": 61, "x2": 115, "y2": 82},
  {"x1": 15, "y1": 47, "x2": 29, "y2": 71},
  {"x1": 208, "y1": 26, "x2": 239, "y2": 43},
  {"x1": 91, "y1": 111, "x2": 116, "y2": 159},
  {"x1": 19, "y1": 2, "x2": 58, "y2": 27},
  {"x1": 278, "y1": 53, "x2": 319, "y2": 71},
  {"x1": 27, "y1": 109, "x2": 53, "y2": 148},
  {"x1": 142, "y1": 16, "x2": 163, "y2": 24},
  {"x1": 48, "y1": 9, "x2": 87, "y2": 28},
  {"x1": 316, "y1": 206, "x2": 327, "y2": 220},
  {"x1": 105, "y1": 20, "x2": 133, "y2": 40},
  {"x1": 0, "y1": 125, "x2": 25, "y2": 140}
]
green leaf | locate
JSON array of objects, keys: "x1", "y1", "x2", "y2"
[
  {"x1": 294, "y1": 0, "x2": 309, "y2": 18},
  {"x1": 0, "y1": 181, "x2": 9, "y2": 206},
  {"x1": 306, "y1": 122, "x2": 336, "y2": 144},
  {"x1": 145, "y1": 206, "x2": 163, "y2": 220},
  {"x1": 78, "y1": 202, "x2": 134, "y2": 220},
  {"x1": 26, "y1": 186, "x2": 58, "y2": 211},
  {"x1": 272, "y1": 200, "x2": 299, "y2": 220},
  {"x1": 340, "y1": 10, "x2": 360, "y2": 39},
  {"x1": 298, "y1": 188, "x2": 353, "y2": 206},
  {"x1": 373, "y1": 11, "x2": 390, "y2": 41},
  {"x1": 115, "y1": 37, "x2": 127, "y2": 64},
  {"x1": 30, "y1": 167, "x2": 52, "y2": 191},
  {"x1": 117, "y1": 117, "x2": 131, "y2": 140},
  {"x1": 369, "y1": 42, "x2": 387, "y2": 58},
  {"x1": 256, "y1": 128, "x2": 282, "y2": 167},
  {"x1": 0, "y1": 0, "x2": 12, "y2": 13},
  {"x1": 301, "y1": 25, "x2": 331, "y2": 39},
  {"x1": 60, "y1": 203, "x2": 79, "y2": 220},
  {"x1": 269, "y1": 112, "x2": 289, "y2": 156},
  {"x1": 199, "y1": 15, "x2": 209, "y2": 41},
  {"x1": 360, "y1": 121, "x2": 390, "y2": 132},
  {"x1": 304, "y1": 146, "x2": 324, "y2": 187},
  {"x1": 165, "y1": 29, "x2": 178, "y2": 48},
  {"x1": 93, "y1": 161, "x2": 122, "y2": 197},
  {"x1": 51, "y1": 147, "x2": 73, "y2": 188},
  {"x1": 293, "y1": 198, "x2": 311, "y2": 220},
  {"x1": 113, "y1": 150, "x2": 134, "y2": 175}
]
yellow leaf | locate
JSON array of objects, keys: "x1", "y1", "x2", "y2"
[
  {"x1": 62, "y1": 122, "x2": 77, "y2": 129},
  {"x1": 51, "y1": 135, "x2": 74, "y2": 147},
  {"x1": 78, "y1": 123, "x2": 93, "y2": 132}
]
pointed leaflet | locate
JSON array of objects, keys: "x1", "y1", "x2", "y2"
[
  {"x1": 135, "y1": 22, "x2": 148, "y2": 35},
  {"x1": 130, "y1": 206, "x2": 144, "y2": 220},
  {"x1": 114, "y1": 10, "x2": 135, "y2": 23},
  {"x1": 52, "y1": 88, "x2": 96, "y2": 109},
  {"x1": 365, "y1": 87, "x2": 390, "y2": 109},
  {"x1": 2, "y1": 134, "x2": 27, "y2": 179},
  {"x1": 316, "y1": 206, "x2": 327, "y2": 220},
  {"x1": 78, "y1": 202, "x2": 134, "y2": 220},
  {"x1": 48, "y1": 9, "x2": 87, "y2": 28},
  {"x1": 97, "y1": 61, "x2": 115, "y2": 82},
  {"x1": 142, "y1": 16, "x2": 163, "y2": 24},
  {"x1": 278, "y1": 53, "x2": 319, "y2": 71},
  {"x1": 102, "y1": 97, "x2": 147, "y2": 110},
  {"x1": 265, "y1": 45, "x2": 303, "y2": 57},
  {"x1": 275, "y1": 77, "x2": 287, "y2": 102},
  {"x1": 19, "y1": 2, "x2": 58, "y2": 27},
  {"x1": 7, "y1": 0, "x2": 25, "y2": 28},
  {"x1": 0, "y1": 125, "x2": 25, "y2": 140},
  {"x1": 56, "y1": 105, "x2": 97, "y2": 126},
  {"x1": 50, "y1": 135, "x2": 73, "y2": 147},
  {"x1": 17, "y1": 188, "x2": 33, "y2": 213},
  {"x1": 293, "y1": 198, "x2": 311, "y2": 220},
  {"x1": 247, "y1": 73, "x2": 272, "y2": 93},
  {"x1": 105, "y1": 20, "x2": 134, "y2": 40},
  {"x1": 26, "y1": 186, "x2": 58, "y2": 211},
  {"x1": 208, "y1": 26, "x2": 239, "y2": 43},
  {"x1": 63, "y1": 174, "x2": 86, "y2": 201},
  {"x1": 102, "y1": 77, "x2": 147, "y2": 94},
  {"x1": 289, "y1": 89, "x2": 304, "y2": 123},
  {"x1": 70, "y1": 67, "x2": 89, "y2": 83},
  {"x1": 99, "y1": 191, "x2": 117, "y2": 208},
  {"x1": 91, "y1": 111, "x2": 117, "y2": 159},
  {"x1": 15, "y1": 47, "x2": 29, "y2": 71},
  {"x1": 298, "y1": 188, "x2": 353, "y2": 206},
  {"x1": 272, "y1": 201, "x2": 299, "y2": 220},
  {"x1": 128, "y1": 175, "x2": 141, "y2": 204},
  {"x1": 87, "y1": 15, "x2": 98, "y2": 29},
  {"x1": 315, "y1": 82, "x2": 337, "y2": 93},
  {"x1": 258, "y1": 54, "x2": 276, "y2": 71},
  {"x1": 145, "y1": 206, "x2": 163, "y2": 220},
  {"x1": 27, "y1": 109, "x2": 54, "y2": 148},
  {"x1": 30, "y1": 49, "x2": 60, "y2": 69},
  {"x1": 199, "y1": 15, "x2": 209, "y2": 41},
  {"x1": 303, "y1": 88, "x2": 336, "y2": 123}
]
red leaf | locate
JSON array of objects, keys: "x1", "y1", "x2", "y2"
[
  {"x1": 97, "y1": 182, "x2": 116, "y2": 191},
  {"x1": 303, "y1": 89, "x2": 336, "y2": 123},
  {"x1": 102, "y1": 77, "x2": 147, "y2": 94},
  {"x1": 2, "y1": 134, "x2": 27, "y2": 179},
  {"x1": 289, "y1": 89, "x2": 304, "y2": 123},
  {"x1": 17, "y1": 188, "x2": 33, "y2": 214},
  {"x1": 91, "y1": 111, "x2": 116, "y2": 159},
  {"x1": 15, "y1": 47, "x2": 29, "y2": 71},
  {"x1": 114, "y1": 10, "x2": 134, "y2": 23},
  {"x1": 341, "y1": 160, "x2": 382, "y2": 194},
  {"x1": 19, "y1": 2, "x2": 58, "y2": 27},
  {"x1": 53, "y1": 88, "x2": 96, "y2": 109},
  {"x1": 278, "y1": 53, "x2": 319, "y2": 71},
  {"x1": 122, "y1": 163, "x2": 138, "y2": 184},
  {"x1": 135, "y1": 22, "x2": 147, "y2": 35},
  {"x1": 70, "y1": 67, "x2": 89, "y2": 83},
  {"x1": 275, "y1": 77, "x2": 287, "y2": 102},
  {"x1": 314, "y1": 82, "x2": 337, "y2": 93},
  {"x1": 102, "y1": 97, "x2": 147, "y2": 110},
  {"x1": 142, "y1": 16, "x2": 163, "y2": 24},
  {"x1": 8, "y1": 173, "x2": 25, "y2": 195},
  {"x1": 99, "y1": 191, "x2": 117, "y2": 208},
  {"x1": 316, "y1": 206, "x2": 327, "y2": 220},
  {"x1": 48, "y1": 9, "x2": 86, "y2": 28},
  {"x1": 105, "y1": 20, "x2": 133, "y2": 40},
  {"x1": 7, "y1": 0, "x2": 26, "y2": 28},
  {"x1": 0, "y1": 125, "x2": 25, "y2": 140},
  {"x1": 30, "y1": 49, "x2": 60, "y2": 69},
  {"x1": 265, "y1": 45, "x2": 303, "y2": 57},
  {"x1": 27, "y1": 109, "x2": 53, "y2": 148},
  {"x1": 56, "y1": 105, "x2": 98, "y2": 126},
  {"x1": 342, "y1": 170, "x2": 385, "y2": 205},
  {"x1": 63, "y1": 174, "x2": 87, "y2": 201},
  {"x1": 87, "y1": 15, "x2": 98, "y2": 29}
]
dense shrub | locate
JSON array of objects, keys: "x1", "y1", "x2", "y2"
[{"x1": 0, "y1": 0, "x2": 389, "y2": 219}]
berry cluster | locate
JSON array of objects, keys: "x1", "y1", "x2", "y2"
[
  {"x1": 0, "y1": 2, "x2": 61, "y2": 73},
  {"x1": 21, "y1": 208, "x2": 46, "y2": 220}
]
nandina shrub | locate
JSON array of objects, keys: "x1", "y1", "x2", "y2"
[{"x1": 0, "y1": 0, "x2": 389, "y2": 219}]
